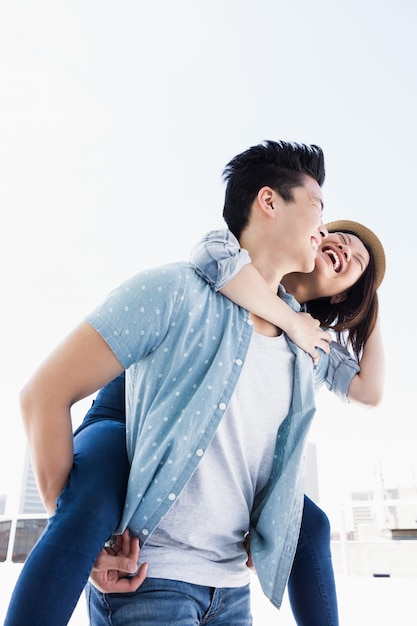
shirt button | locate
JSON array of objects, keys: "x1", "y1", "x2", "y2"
[
  {"x1": 219, "y1": 402, "x2": 227, "y2": 410},
  {"x1": 235, "y1": 358, "x2": 243, "y2": 366}
]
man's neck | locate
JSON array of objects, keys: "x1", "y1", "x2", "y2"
[
  {"x1": 239, "y1": 237, "x2": 285, "y2": 337},
  {"x1": 281, "y1": 274, "x2": 310, "y2": 304},
  {"x1": 240, "y1": 241, "x2": 283, "y2": 294},
  {"x1": 239, "y1": 223, "x2": 304, "y2": 294},
  {"x1": 240, "y1": 230, "x2": 301, "y2": 336}
]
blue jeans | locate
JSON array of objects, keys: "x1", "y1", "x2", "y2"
[
  {"x1": 4, "y1": 375, "x2": 129, "y2": 626},
  {"x1": 87, "y1": 578, "x2": 252, "y2": 625},
  {"x1": 288, "y1": 495, "x2": 339, "y2": 625},
  {"x1": 5, "y1": 373, "x2": 338, "y2": 625}
]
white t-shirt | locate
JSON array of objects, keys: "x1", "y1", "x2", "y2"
[{"x1": 139, "y1": 331, "x2": 295, "y2": 587}]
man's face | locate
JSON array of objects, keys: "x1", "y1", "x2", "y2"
[
  {"x1": 278, "y1": 175, "x2": 326, "y2": 274},
  {"x1": 311, "y1": 231, "x2": 370, "y2": 298}
]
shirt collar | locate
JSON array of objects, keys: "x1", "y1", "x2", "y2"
[{"x1": 278, "y1": 283, "x2": 305, "y2": 313}]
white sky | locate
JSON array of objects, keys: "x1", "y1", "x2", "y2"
[{"x1": 1, "y1": 0, "x2": 416, "y2": 526}]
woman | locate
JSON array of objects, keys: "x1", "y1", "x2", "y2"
[
  {"x1": 4, "y1": 220, "x2": 385, "y2": 626},
  {"x1": 190, "y1": 219, "x2": 385, "y2": 626}
]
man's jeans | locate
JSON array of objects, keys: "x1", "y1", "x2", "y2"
[{"x1": 87, "y1": 578, "x2": 252, "y2": 626}]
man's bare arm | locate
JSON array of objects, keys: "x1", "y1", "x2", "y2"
[{"x1": 20, "y1": 321, "x2": 124, "y2": 514}]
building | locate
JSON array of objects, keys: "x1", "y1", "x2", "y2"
[
  {"x1": 0, "y1": 450, "x2": 46, "y2": 564},
  {"x1": 18, "y1": 452, "x2": 45, "y2": 515}
]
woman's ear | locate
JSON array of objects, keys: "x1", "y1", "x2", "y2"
[{"x1": 330, "y1": 292, "x2": 348, "y2": 304}]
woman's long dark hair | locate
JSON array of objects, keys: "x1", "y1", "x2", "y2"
[{"x1": 305, "y1": 231, "x2": 379, "y2": 361}]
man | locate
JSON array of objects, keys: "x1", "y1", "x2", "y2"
[{"x1": 20, "y1": 141, "x2": 351, "y2": 625}]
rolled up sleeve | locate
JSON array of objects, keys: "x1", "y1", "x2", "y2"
[
  {"x1": 190, "y1": 229, "x2": 251, "y2": 291},
  {"x1": 325, "y1": 341, "x2": 360, "y2": 402}
]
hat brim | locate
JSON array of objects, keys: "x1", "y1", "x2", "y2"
[{"x1": 325, "y1": 219, "x2": 386, "y2": 289}]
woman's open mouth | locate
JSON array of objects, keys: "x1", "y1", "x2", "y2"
[{"x1": 322, "y1": 246, "x2": 343, "y2": 273}]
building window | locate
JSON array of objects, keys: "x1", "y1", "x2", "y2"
[
  {"x1": 0, "y1": 520, "x2": 12, "y2": 562},
  {"x1": 12, "y1": 519, "x2": 47, "y2": 563}
]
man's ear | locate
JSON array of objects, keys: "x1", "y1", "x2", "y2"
[
  {"x1": 330, "y1": 292, "x2": 348, "y2": 304},
  {"x1": 256, "y1": 186, "x2": 276, "y2": 218}
]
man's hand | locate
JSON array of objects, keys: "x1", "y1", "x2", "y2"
[
  {"x1": 89, "y1": 529, "x2": 148, "y2": 593},
  {"x1": 286, "y1": 312, "x2": 332, "y2": 365}
]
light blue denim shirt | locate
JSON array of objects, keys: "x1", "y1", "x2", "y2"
[{"x1": 86, "y1": 260, "x2": 359, "y2": 609}]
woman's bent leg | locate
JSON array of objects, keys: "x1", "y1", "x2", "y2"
[
  {"x1": 4, "y1": 419, "x2": 129, "y2": 626},
  {"x1": 287, "y1": 495, "x2": 339, "y2": 626}
]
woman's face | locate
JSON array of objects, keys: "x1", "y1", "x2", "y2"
[{"x1": 311, "y1": 231, "x2": 370, "y2": 300}]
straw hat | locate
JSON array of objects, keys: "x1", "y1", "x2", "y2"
[{"x1": 325, "y1": 219, "x2": 386, "y2": 289}]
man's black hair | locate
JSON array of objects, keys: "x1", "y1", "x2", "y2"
[{"x1": 223, "y1": 140, "x2": 325, "y2": 238}]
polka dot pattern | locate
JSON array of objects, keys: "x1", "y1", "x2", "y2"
[{"x1": 86, "y1": 259, "x2": 360, "y2": 609}]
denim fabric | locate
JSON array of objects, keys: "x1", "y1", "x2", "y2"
[
  {"x1": 86, "y1": 262, "x2": 358, "y2": 608},
  {"x1": 288, "y1": 496, "x2": 339, "y2": 625},
  {"x1": 191, "y1": 228, "x2": 252, "y2": 291},
  {"x1": 86, "y1": 578, "x2": 252, "y2": 626},
  {"x1": 4, "y1": 376, "x2": 129, "y2": 626},
  {"x1": 5, "y1": 374, "x2": 339, "y2": 625},
  {"x1": 74, "y1": 372, "x2": 126, "y2": 433}
]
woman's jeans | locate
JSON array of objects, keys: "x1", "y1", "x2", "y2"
[
  {"x1": 4, "y1": 376, "x2": 129, "y2": 626},
  {"x1": 5, "y1": 373, "x2": 339, "y2": 625},
  {"x1": 288, "y1": 495, "x2": 339, "y2": 625}
]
